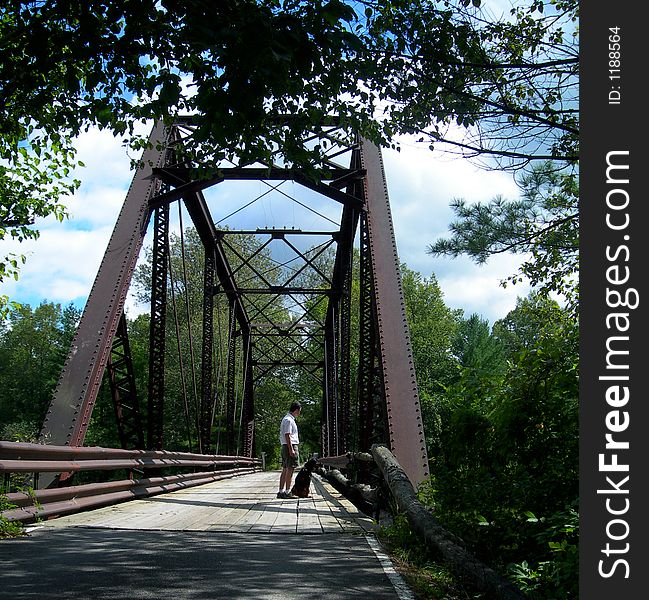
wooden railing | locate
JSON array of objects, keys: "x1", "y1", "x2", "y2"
[{"x1": 0, "y1": 441, "x2": 261, "y2": 523}]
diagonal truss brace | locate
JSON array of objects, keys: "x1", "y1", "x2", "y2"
[{"x1": 40, "y1": 122, "x2": 169, "y2": 450}]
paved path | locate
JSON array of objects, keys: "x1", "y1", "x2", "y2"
[{"x1": 1, "y1": 471, "x2": 414, "y2": 599}]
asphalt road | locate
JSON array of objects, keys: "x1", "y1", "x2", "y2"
[{"x1": 1, "y1": 527, "x2": 408, "y2": 599}]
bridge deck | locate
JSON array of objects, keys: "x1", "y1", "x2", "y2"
[
  {"x1": 40, "y1": 470, "x2": 376, "y2": 534},
  {"x1": 3, "y1": 471, "x2": 415, "y2": 599}
]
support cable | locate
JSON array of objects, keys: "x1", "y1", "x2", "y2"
[
  {"x1": 260, "y1": 180, "x2": 339, "y2": 226},
  {"x1": 215, "y1": 181, "x2": 286, "y2": 225}
]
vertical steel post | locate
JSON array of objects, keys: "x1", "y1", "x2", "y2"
[
  {"x1": 147, "y1": 204, "x2": 170, "y2": 450},
  {"x1": 225, "y1": 301, "x2": 237, "y2": 455},
  {"x1": 321, "y1": 363, "x2": 329, "y2": 458},
  {"x1": 107, "y1": 312, "x2": 145, "y2": 449},
  {"x1": 241, "y1": 332, "x2": 255, "y2": 458},
  {"x1": 339, "y1": 260, "x2": 352, "y2": 454},
  {"x1": 357, "y1": 211, "x2": 383, "y2": 451},
  {"x1": 323, "y1": 302, "x2": 339, "y2": 456},
  {"x1": 200, "y1": 249, "x2": 216, "y2": 452}
]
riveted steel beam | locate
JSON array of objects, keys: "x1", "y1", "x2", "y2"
[
  {"x1": 200, "y1": 249, "x2": 216, "y2": 453},
  {"x1": 241, "y1": 332, "x2": 255, "y2": 458},
  {"x1": 359, "y1": 139, "x2": 430, "y2": 486},
  {"x1": 225, "y1": 302, "x2": 238, "y2": 456},
  {"x1": 357, "y1": 211, "x2": 386, "y2": 453},
  {"x1": 147, "y1": 204, "x2": 170, "y2": 451},
  {"x1": 40, "y1": 122, "x2": 169, "y2": 458},
  {"x1": 150, "y1": 167, "x2": 364, "y2": 210},
  {"x1": 107, "y1": 312, "x2": 144, "y2": 450}
]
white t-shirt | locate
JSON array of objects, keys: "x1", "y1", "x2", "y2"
[{"x1": 279, "y1": 412, "x2": 299, "y2": 445}]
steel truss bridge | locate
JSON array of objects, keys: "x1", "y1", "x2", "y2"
[
  {"x1": 1, "y1": 118, "x2": 531, "y2": 600},
  {"x1": 12, "y1": 117, "x2": 428, "y2": 490}
]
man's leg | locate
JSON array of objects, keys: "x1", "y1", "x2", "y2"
[
  {"x1": 278, "y1": 445, "x2": 287, "y2": 495},
  {"x1": 279, "y1": 467, "x2": 290, "y2": 491},
  {"x1": 284, "y1": 467, "x2": 295, "y2": 491}
]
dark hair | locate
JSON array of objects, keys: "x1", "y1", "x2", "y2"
[{"x1": 289, "y1": 401, "x2": 302, "y2": 413}]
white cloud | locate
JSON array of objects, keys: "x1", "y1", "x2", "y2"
[
  {"x1": 4, "y1": 225, "x2": 113, "y2": 303},
  {"x1": 383, "y1": 140, "x2": 526, "y2": 323},
  {"x1": 1, "y1": 126, "x2": 142, "y2": 308},
  {"x1": 434, "y1": 254, "x2": 531, "y2": 323}
]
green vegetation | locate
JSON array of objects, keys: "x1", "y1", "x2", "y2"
[
  {"x1": 0, "y1": 302, "x2": 81, "y2": 439},
  {"x1": 378, "y1": 514, "x2": 477, "y2": 600},
  {"x1": 0, "y1": 494, "x2": 23, "y2": 538},
  {"x1": 1, "y1": 1, "x2": 577, "y2": 595},
  {"x1": 421, "y1": 295, "x2": 577, "y2": 598}
]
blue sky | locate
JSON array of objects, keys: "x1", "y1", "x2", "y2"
[{"x1": 1, "y1": 124, "x2": 529, "y2": 325}]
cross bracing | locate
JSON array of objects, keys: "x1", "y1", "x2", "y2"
[{"x1": 39, "y1": 117, "x2": 429, "y2": 487}]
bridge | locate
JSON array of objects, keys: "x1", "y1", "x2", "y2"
[
  {"x1": 37, "y1": 117, "x2": 427, "y2": 484},
  {"x1": 1, "y1": 119, "x2": 524, "y2": 599}
]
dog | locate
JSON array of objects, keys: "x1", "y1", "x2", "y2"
[{"x1": 290, "y1": 457, "x2": 319, "y2": 498}]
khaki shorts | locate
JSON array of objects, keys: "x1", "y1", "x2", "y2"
[{"x1": 281, "y1": 444, "x2": 299, "y2": 468}]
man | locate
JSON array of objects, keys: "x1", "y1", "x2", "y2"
[{"x1": 277, "y1": 401, "x2": 301, "y2": 499}]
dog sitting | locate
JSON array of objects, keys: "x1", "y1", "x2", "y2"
[{"x1": 290, "y1": 457, "x2": 319, "y2": 498}]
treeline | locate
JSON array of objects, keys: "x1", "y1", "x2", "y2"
[{"x1": 0, "y1": 302, "x2": 81, "y2": 441}]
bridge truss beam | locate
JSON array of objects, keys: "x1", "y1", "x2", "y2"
[{"x1": 39, "y1": 118, "x2": 429, "y2": 486}]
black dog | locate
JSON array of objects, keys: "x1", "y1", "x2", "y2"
[{"x1": 291, "y1": 457, "x2": 318, "y2": 498}]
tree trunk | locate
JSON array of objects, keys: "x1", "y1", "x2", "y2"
[{"x1": 316, "y1": 467, "x2": 378, "y2": 508}]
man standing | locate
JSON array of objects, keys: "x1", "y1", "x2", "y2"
[{"x1": 277, "y1": 401, "x2": 301, "y2": 499}]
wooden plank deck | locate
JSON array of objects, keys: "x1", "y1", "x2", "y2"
[{"x1": 40, "y1": 470, "x2": 377, "y2": 534}]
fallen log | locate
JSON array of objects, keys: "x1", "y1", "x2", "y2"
[
  {"x1": 371, "y1": 444, "x2": 527, "y2": 600},
  {"x1": 317, "y1": 452, "x2": 374, "y2": 469},
  {"x1": 316, "y1": 467, "x2": 378, "y2": 510}
]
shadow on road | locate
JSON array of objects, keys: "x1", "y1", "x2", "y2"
[{"x1": 1, "y1": 527, "x2": 400, "y2": 599}]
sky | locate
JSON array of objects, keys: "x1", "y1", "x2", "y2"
[{"x1": 1, "y1": 124, "x2": 530, "y2": 326}]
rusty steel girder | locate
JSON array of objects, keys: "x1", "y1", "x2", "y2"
[
  {"x1": 147, "y1": 203, "x2": 170, "y2": 451},
  {"x1": 200, "y1": 250, "x2": 216, "y2": 453},
  {"x1": 357, "y1": 210, "x2": 384, "y2": 452},
  {"x1": 107, "y1": 312, "x2": 144, "y2": 450},
  {"x1": 40, "y1": 122, "x2": 169, "y2": 451},
  {"x1": 39, "y1": 118, "x2": 429, "y2": 488},
  {"x1": 358, "y1": 139, "x2": 429, "y2": 485}
]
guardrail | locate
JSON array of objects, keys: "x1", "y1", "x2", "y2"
[{"x1": 0, "y1": 441, "x2": 261, "y2": 523}]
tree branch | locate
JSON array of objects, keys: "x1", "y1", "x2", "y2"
[{"x1": 421, "y1": 130, "x2": 578, "y2": 164}]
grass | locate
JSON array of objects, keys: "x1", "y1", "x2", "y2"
[{"x1": 376, "y1": 514, "x2": 484, "y2": 600}]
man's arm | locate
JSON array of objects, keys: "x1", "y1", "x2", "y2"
[{"x1": 284, "y1": 432, "x2": 295, "y2": 456}]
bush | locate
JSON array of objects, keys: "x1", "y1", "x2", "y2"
[{"x1": 0, "y1": 494, "x2": 24, "y2": 538}]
